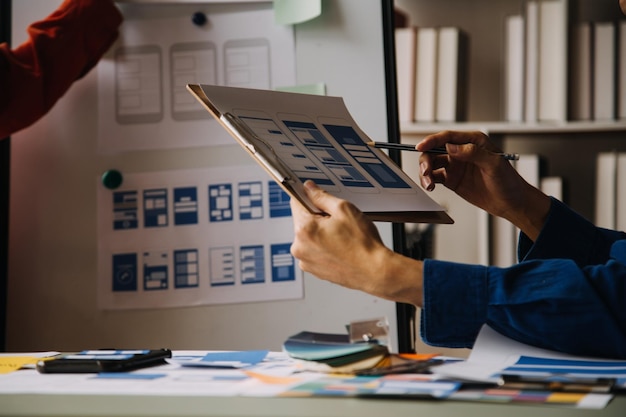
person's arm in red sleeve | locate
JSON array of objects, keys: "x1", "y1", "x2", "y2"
[{"x1": 0, "y1": 0, "x2": 123, "y2": 138}]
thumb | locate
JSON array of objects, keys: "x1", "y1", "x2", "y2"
[{"x1": 303, "y1": 180, "x2": 342, "y2": 214}]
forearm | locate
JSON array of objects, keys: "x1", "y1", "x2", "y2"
[
  {"x1": 501, "y1": 181, "x2": 551, "y2": 242},
  {"x1": 376, "y1": 250, "x2": 424, "y2": 307}
]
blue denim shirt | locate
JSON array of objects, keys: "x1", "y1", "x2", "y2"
[{"x1": 421, "y1": 198, "x2": 626, "y2": 359}]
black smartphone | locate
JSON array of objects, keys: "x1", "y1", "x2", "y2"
[{"x1": 36, "y1": 349, "x2": 172, "y2": 374}]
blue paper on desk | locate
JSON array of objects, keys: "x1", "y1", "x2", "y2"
[
  {"x1": 172, "y1": 350, "x2": 269, "y2": 368},
  {"x1": 503, "y1": 356, "x2": 626, "y2": 378},
  {"x1": 434, "y1": 325, "x2": 626, "y2": 390}
]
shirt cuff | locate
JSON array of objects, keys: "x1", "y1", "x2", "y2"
[
  {"x1": 421, "y1": 259, "x2": 489, "y2": 348},
  {"x1": 518, "y1": 197, "x2": 601, "y2": 265}
]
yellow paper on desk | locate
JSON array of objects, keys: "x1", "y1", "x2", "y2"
[
  {"x1": 0, "y1": 356, "x2": 40, "y2": 374},
  {"x1": 0, "y1": 352, "x2": 59, "y2": 374}
]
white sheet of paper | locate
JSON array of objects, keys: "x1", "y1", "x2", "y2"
[{"x1": 434, "y1": 325, "x2": 624, "y2": 382}]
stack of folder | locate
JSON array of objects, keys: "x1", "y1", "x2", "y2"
[
  {"x1": 283, "y1": 330, "x2": 445, "y2": 376},
  {"x1": 283, "y1": 331, "x2": 390, "y2": 373}
]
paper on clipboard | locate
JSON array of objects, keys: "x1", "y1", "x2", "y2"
[{"x1": 186, "y1": 84, "x2": 453, "y2": 224}]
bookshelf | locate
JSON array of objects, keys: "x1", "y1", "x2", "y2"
[
  {"x1": 395, "y1": 0, "x2": 626, "y2": 230},
  {"x1": 401, "y1": 120, "x2": 626, "y2": 135},
  {"x1": 394, "y1": 0, "x2": 626, "y2": 357},
  {"x1": 395, "y1": 0, "x2": 626, "y2": 122}
]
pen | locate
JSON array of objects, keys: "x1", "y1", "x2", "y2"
[{"x1": 366, "y1": 141, "x2": 520, "y2": 161}]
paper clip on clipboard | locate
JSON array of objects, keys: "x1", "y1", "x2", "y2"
[
  {"x1": 220, "y1": 112, "x2": 323, "y2": 215},
  {"x1": 184, "y1": 84, "x2": 320, "y2": 214},
  {"x1": 220, "y1": 113, "x2": 291, "y2": 183}
]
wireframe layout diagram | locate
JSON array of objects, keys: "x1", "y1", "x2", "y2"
[
  {"x1": 241, "y1": 116, "x2": 412, "y2": 190},
  {"x1": 171, "y1": 41, "x2": 218, "y2": 121},
  {"x1": 98, "y1": 4, "x2": 296, "y2": 152},
  {"x1": 115, "y1": 45, "x2": 165, "y2": 124},
  {"x1": 114, "y1": 39, "x2": 270, "y2": 124},
  {"x1": 98, "y1": 166, "x2": 302, "y2": 311}
]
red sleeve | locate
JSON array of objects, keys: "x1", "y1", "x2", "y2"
[{"x1": 0, "y1": 0, "x2": 123, "y2": 138}]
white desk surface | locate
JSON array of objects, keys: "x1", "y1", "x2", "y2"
[
  {"x1": 1, "y1": 348, "x2": 624, "y2": 417},
  {"x1": 1, "y1": 393, "x2": 625, "y2": 417}
]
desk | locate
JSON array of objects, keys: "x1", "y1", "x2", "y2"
[
  {"x1": 1, "y1": 349, "x2": 624, "y2": 417},
  {"x1": 0, "y1": 393, "x2": 625, "y2": 417}
]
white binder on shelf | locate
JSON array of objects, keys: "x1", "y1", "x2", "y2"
[
  {"x1": 594, "y1": 22, "x2": 616, "y2": 121},
  {"x1": 436, "y1": 27, "x2": 467, "y2": 122},
  {"x1": 537, "y1": 0, "x2": 567, "y2": 122},
  {"x1": 395, "y1": 27, "x2": 417, "y2": 123},
  {"x1": 595, "y1": 152, "x2": 617, "y2": 229},
  {"x1": 414, "y1": 27, "x2": 438, "y2": 123},
  {"x1": 618, "y1": 21, "x2": 626, "y2": 120},
  {"x1": 570, "y1": 22, "x2": 592, "y2": 121},
  {"x1": 524, "y1": 1, "x2": 539, "y2": 122},
  {"x1": 505, "y1": 14, "x2": 525, "y2": 122}
]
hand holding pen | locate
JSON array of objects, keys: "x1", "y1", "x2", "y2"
[{"x1": 408, "y1": 130, "x2": 550, "y2": 241}]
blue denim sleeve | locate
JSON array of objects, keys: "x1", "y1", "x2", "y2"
[
  {"x1": 517, "y1": 198, "x2": 626, "y2": 264},
  {"x1": 421, "y1": 260, "x2": 488, "y2": 349},
  {"x1": 422, "y1": 198, "x2": 626, "y2": 358}
]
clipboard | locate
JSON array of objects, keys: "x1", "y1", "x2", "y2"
[{"x1": 186, "y1": 84, "x2": 453, "y2": 224}]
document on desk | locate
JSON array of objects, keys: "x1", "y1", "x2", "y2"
[
  {"x1": 187, "y1": 84, "x2": 453, "y2": 224},
  {"x1": 432, "y1": 325, "x2": 624, "y2": 409},
  {"x1": 0, "y1": 350, "x2": 459, "y2": 400},
  {"x1": 0, "y1": 349, "x2": 618, "y2": 408},
  {"x1": 435, "y1": 325, "x2": 626, "y2": 383},
  {"x1": 0, "y1": 352, "x2": 59, "y2": 374}
]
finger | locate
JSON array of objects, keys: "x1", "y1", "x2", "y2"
[
  {"x1": 418, "y1": 152, "x2": 450, "y2": 191},
  {"x1": 419, "y1": 164, "x2": 440, "y2": 191},
  {"x1": 428, "y1": 166, "x2": 449, "y2": 185},
  {"x1": 446, "y1": 142, "x2": 509, "y2": 171},
  {"x1": 418, "y1": 151, "x2": 450, "y2": 174},
  {"x1": 289, "y1": 193, "x2": 309, "y2": 216},
  {"x1": 301, "y1": 180, "x2": 344, "y2": 215},
  {"x1": 290, "y1": 193, "x2": 316, "y2": 230},
  {"x1": 417, "y1": 130, "x2": 496, "y2": 152},
  {"x1": 428, "y1": 153, "x2": 450, "y2": 171}
]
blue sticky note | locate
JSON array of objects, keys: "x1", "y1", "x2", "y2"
[
  {"x1": 94, "y1": 373, "x2": 166, "y2": 380},
  {"x1": 198, "y1": 350, "x2": 269, "y2": 368},
  {"x1": 171, "y1": 350, "x2": 270, "y2": 369}
]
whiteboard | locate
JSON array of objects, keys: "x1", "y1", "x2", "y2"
[{"x1": 7, "y1": 0, "x2": 399, "y2": 352}]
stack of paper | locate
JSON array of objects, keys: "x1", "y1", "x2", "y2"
[{"x1": 433, "y1": 325, "x2": 626, "y2": 388}]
